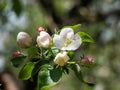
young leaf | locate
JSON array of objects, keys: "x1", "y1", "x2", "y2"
[
  {"x1": 28, "y1": 46, "x2": 38, "y2": 59},
  {"x1": 70, "y1": 64, "x2": 84, "y2": 82},
  {"x1": 71, "y1": 24, "x2": 81, "y2": 30},
  {"x1": 63, "y1": 24, "x2": 81, "y2": 31},
  {"x1": 62, "y1": 66, "x2": 69, "y2": 74},
  {"x1": 77, "y1": 32, "x2": 94, "y2": 43},
  {"x1": 51, "y1": 47, "x2": 59, "y2": 54},
  {"x1": 50, "y1": 67, "x2": 62, "y2": 82},
  {"x1": 70, "y1": 64, "x2": 95, "y2": 87},
  {"x1": 19, "y1": 62, "x2": 35, "y2": 80},
  {"x1": 11, "y1": 56, "x2": 26, "y2": 68},
  {"x1": 32, "y1": 60, "x2": 49, "y2": 77},
  {"x1": 38, "y1": 65, "x2": 59, "y2": 90},
  {"x1": 41, "y1": 82, "x2": 58, "y2": 90}
]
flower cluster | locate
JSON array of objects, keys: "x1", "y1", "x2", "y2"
[{"x1": 11, "y1": 24, "x2": 94, "y2": 90}]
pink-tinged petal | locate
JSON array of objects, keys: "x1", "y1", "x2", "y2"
[
  {"x1": 60, "y1": 28, "x2": 74, "y2": 39},
  {"x1": 66, "y1": 34, "x2": 82, "y2": 50},
  {"x1": 40, "y1": 31, "x2": 51, "y2": 41},
  {"x1": 37, "y1": 27, "x2": 44, "y2": 33},
  {"x1": 37, "y1": 36, "x2": 49, "y2": 48},
  {"x1": 62, "y1": 52, "x2": 70, "y2": 62},
  {"x1": 80, "y1": 56, "x2": 94, "y2": 67},
  {"x1": 37, "y1": 31, "x2": 52, "y2": 48},
  {"x1": 36, "y1": 36, "x2": 42, "y2": 47},
  {"x1": 53, "y1": 34, "x2": 65, "y2": 49},
  {"x1": 17, "y1": 32, "x2": 32, "y2": 48}
]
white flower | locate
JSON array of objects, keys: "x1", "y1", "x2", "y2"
[
  {"x1": 54, "y1": 51, "x2": 70, "y2": 66},
  {"x1": 53, "y1": 28, "x2": 82, "y2": 50},
  {"x1": 17, "y1": 32, "x2": 32, "y2": 48},
  {"x1": 37, "y1": 31, "x2": 52, "y2": 48}
]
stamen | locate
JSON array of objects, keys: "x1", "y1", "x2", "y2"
[{"x1": 65, "y1": 39, "x2": 72, "y2": 47}]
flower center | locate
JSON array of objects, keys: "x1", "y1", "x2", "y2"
[{"x1": 65, "y1": 39, "x2": 72, "y2": 47}]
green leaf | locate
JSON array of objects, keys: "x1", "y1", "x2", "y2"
[
  {"x1": 78, "y1": 32, "x2": 94, "y2": 43},
  {"x1": 71, "y1": 24, "x2": 81, "y2": 30},
  {"x1": 51, "y1": 47, "x2": 59, "y2": 54},
  {"x1": 32, "y1": 60, "x2": 49, "y2": 77},
  {"x1": 62, "y1": 66, "x2": 69, "y2": 74},
  {"x1": 63, "y1": 24, "x2": 81, "y2": 30},
  {"x1": 50, "y1": 67, "x2": 62, "y2": 82},
  {"x1": 11, "y1": 56, "x2": 26, "y2": 68},
  {"x1": 70, "y1": 64, "x2": 95, "y2": 87},
  {"x1": 19, "y1": 62, "x2": 35, "y2": 80},
  {"x1": 28, "y1": 46, "x2": 38, "y2": 59},
  {"x1": 38, "y1": 65, "x2": 59, "y2": 90},
  {"x1": 70, "y1": 64, "x2": 84, "y2": 82}
]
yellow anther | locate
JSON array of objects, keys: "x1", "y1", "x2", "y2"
[{"x1": 65, "y1": 39, "x2": 72, "y2": 47}]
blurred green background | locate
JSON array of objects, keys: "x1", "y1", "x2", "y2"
[{"x1": 0, "y1": 0, "x2": 120, "y2": 90}]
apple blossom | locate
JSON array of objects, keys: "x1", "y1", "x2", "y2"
[
  {"x1": 53, "y1": 28, "x2": 82, "y2": 51},
  {"x1": 12, "y1": 24, "x2": 94, "y2": 90},
  {"x1": 17, "y1": 32, "x2": 32, "y2": 48},
  {"x1": 37, "y1": 31, "x2": 52, "y2": 48},
  {"x1": 54, "y1": 51, "x2": 70, "y2": 66}
]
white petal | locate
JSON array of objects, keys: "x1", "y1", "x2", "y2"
[
  {"x1": 53, "y1": 34, "x2": 65, "y2": 49},
  {"x1": 36, "y1": 36, "x2": 42, "y2": 47},
  {"x1": 40, "y1": 38, "x2": 50, "y2": 48},
  {"x1": 66, "y1": 34, "x2": 82, "y2": 50},
  {"x1": 40, "y1": 31, "x2": 51, "y2": 41},
  {"x1": 62, "y1": 52, "x2": 70, "y2": 62},
  {"x1": 54, "y1": 51, "x2": 69, "y2": 66},
  {"x1": 37, "y1": 35, "x2": 50, "y2": 48},
  {"x1": 60, "y1": 28, "x2": 74, "y2": 39},
  {"x1": 38, "y1": 31, "x2": 52, "y2": 48},
  {"x1": 61, "y1": 47, "x2": 67, "y2": 50},
  {"x1": 54, "y1": 53, "x2": 65, "y2": 66}
]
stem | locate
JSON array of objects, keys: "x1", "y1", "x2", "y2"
[
  {"x1": 67, "y1": 61, "x2": 76, "y2": 64},
  {"x1": 49, "y1": 48, "x2": 55, "y2": 57},
  {"x1": 40, "y1": 47, "x2": 45, "y2": 59}
]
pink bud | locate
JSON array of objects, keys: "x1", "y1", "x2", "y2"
[
  {"x1": 80, "y1": 56, "x2": 94, "y2": 67},
  {"x1": 12, "y1": 51, "x2": 21, "y2": 57},
  {"x1": 37, "y1": 27, "x2": 44, "y2": 33},
  {"x1": 37, "y1": 31, "x2": 52, "y2": 48},
  {"x1": 17, "y1": 32, "x2": 32, "y2": 48}
]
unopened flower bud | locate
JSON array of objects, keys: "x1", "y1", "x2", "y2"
[
  {"x1": 17, "y1": 32, "x2": 32, "y2": 48},
  {"x1": 54, "y1": 51, "x2": 70, "y2": 66},
  {"x1": 12, "y1": 51, "x2": 21, "y2": 57},
  {"x1": 37, "y1": 31, "x2": 52, "y2": 48},
  {"x1": 37, "y1": 27, "x2": 44, "y2": 33},
  {"x1": 80, "y1": 56, "x2": 94, "y2": 67}
]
